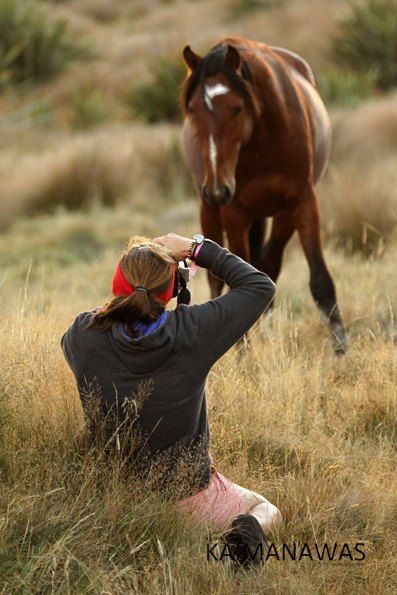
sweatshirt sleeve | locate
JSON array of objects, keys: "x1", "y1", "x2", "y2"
[
  {"x1": 61, "y1": 312, "x2": 91, "y2": 372},
  {"x1": 188, "y1": 240, "x2": 276, "y2": 364},
  {"x1": 61, "y1": 318, "x2": 77, "y2": 370}
]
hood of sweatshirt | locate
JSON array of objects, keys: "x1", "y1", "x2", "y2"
[{"x1": 109, "y1": 311, "x2": 178, "y2": 374}]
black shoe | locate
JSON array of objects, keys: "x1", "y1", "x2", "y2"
[{"x1": 224, "y1": 514, "x2": 270, "y2": 568}]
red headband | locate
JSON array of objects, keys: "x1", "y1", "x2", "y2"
[{"x1": 112, "y1": 259, "x2": 175, "y2": 304}]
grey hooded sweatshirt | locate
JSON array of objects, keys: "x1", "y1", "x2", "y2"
[{"x1": 61, "y1": 240, "x2": 276, "y2": 496}]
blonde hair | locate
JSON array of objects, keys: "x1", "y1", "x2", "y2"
[{"x1": 88, "y1": 236, "x2": 176, "y2": 334}]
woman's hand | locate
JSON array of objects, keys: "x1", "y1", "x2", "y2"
[{"x1": 153, "y1": 233, "x2": 192, "y2": 261}]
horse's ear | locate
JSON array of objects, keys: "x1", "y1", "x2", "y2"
[
  {"x1": 225, "y1": 45, "x2": 242, "y2": 73},
  {"x1": 183, "y1": 46, "x2": 201, "y2": 72}
]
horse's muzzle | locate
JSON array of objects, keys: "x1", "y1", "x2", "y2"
[{"x1": 202, "y1": 184, "x2": 234, "y2": 206}]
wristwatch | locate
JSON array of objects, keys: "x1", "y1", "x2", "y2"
[{"x1": 187, "y1": 233, "x2": 205, "y2": 260}]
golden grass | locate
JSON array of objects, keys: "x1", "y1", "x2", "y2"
[
  {"x1": 316, "y1": 94, "x2": 397, "y2": 253},
  {"x1": 1, "y1": 1, "x2": 397, "y2": 590},
  {"x1": 1, "y1": 0, "x2": 396, "y2": 250},
  {"x1": 332, "y1": 91, "x2": 397, "y2": 158},
  {"x1": 319, "y1": 156, "x2": 397, "y2": 253},
  {"x1": 0, "y1": 0, "x2": 349, "y2": 125},
  {"x1": 0, "y1": 124, "x2": 192, "y2": 229},
  {"x1": 1, "y1": 229, "x2": 396, "y2": 592}
]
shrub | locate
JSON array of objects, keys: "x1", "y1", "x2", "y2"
[
  {"x1": 320, "y1": 158, "x2": 397, "y2": 255},
  {"x1": 230, "y1": 0, "x2": 287, "y2": 18},
  {"x1": 125, "y1": 57, "x2": 185, "y2": 123},
  {"x1": 0, "y1": 0, "x2": 80, "y2": 86},
  {"x1": 332, "y1": 0, "x2": 397, "y2": 90},
  {"x1": 318, "y1": 67, "x2": 378, "y2": 106},
  {"x1": 67, "y1": 87, "x2": 113, "y2": 129},
  {"x1": 0, "y1": 128, "x2": 194, "y2": 227}
]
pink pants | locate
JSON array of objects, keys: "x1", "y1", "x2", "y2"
[{"x1": 179, "y1": 467, "x2": 270, "y2": 531}]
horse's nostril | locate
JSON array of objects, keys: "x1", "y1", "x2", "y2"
[
  {"x1": 219, "y1": 185, "x2": 231, "y2": 201},
  {"x1": 202, "y1": 185, "x2": 233, "y2": 205},
  {"x1": 202, "y1": 186, "x2": 210, "y2": 200}
]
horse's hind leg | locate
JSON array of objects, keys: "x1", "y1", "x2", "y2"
[
  {"x1": 294, "y1": 185, "x2": 347, "y2": 354},
  {"x1": 259, "y1": 211, "x2": 295, "y2": 283},
  {"x1": 249, "y1": 219, "x2": 266, "y2": 268}
]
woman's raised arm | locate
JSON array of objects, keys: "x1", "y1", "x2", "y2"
[{"x1": 188, "y1": 240, "x2": 276, "y2": 365}]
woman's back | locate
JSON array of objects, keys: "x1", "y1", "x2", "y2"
[{"x1": 62, "y1": 238, "x2": 276, "y2": 496}]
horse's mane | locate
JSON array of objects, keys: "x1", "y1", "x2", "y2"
[{"x1": 182, "y1": 45, "x2": 260, "y2": 116}]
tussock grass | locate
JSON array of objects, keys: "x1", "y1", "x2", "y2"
[
  {"x1": 125, "y1": 57, "x2": 185, "y2": 124},
  {"x1": 65, "y1": 0, "x2": 150, "y2": 24},
  {"x1": 318, "y1": 94, "x2": 397, "y2": 254},
  {"x1": 0, "y1": 0, "x2": 81, "y2": 87},
  {"x1": 0, "y1": 240, "x2": 396, "y2": 591},
  {"x1": 331, "y1": 91, "x2": 397, "y2": 158},
  {"x1": 2, "y1": 109, "x2": 396, "y2": 256},
  {"x1": 319, "y1": 157, "x2": 397, "y2": 254},
  {"x1": 332, "y1": 0, "x2": 397, "y2": 90},
  {"x1": 229, "y1": 0, "x2": 288, "y2": 18},
  {"x1": 1, "y1": 0, "x2": 397, "y2": 586},
  {"x1": 66, "y1": 85, "x2": 114, "y2": 129},
  {"x1": 0, "y1": 125, "x2": 193, "y2": 228},
  {"x1": 318, "y1": 67, "x2": 378, "y2": 107}
]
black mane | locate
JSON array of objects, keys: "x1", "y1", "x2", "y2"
[{"x1": 183, "y1": 45, "x2": 255, "y2": 111}]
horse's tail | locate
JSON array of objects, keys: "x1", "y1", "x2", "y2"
[{"x1": 249, "y1": 219, "x2": 266, "y2": 266}]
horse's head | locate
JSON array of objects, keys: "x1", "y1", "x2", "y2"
[{"x1": 182, "y1": 44, "x2": 260, "y2": 206}]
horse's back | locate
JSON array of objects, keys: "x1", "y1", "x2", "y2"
[
  {"x1": 269, "y1": 45, "x2": 331, "y2": 183},
  {"x1": 293, "y1": 71, "x2": 332, "y2": 183},
  {"x1": 270, "y1": 46, "x2": 316, "y2": 87},
  {"x1": 265, "y1": 44, "x2": 331, "y2": 183}
]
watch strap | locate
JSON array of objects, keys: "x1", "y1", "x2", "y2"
[{"x1": 187, "y1": 240, "x2": 196, "y2": 259}]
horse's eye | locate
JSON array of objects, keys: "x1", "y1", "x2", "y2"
[
  {"x1": 233, "y1": 106, "x2": 243, "y2": 115},
  {"x1": 187, "y1": 105, "x2": 194, "y2": 114}
]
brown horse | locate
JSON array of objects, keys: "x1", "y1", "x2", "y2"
[{"x1": 181, "y1": 36, "x2": 347, "y2": 354}]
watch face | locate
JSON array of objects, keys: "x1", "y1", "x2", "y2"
[{"x1": 193, "y1": 234, "x2": 204, "y2": 243}]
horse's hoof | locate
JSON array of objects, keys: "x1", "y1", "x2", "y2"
[
  {"x1": 334, "y1": 345, "x2": 347, "y2": 356},
  {"x1": 333, "y1": 335, "x2": 348, "y2": 356},
  {"x1": 330, "y1": 321, "x2": 348, "y2": 356}
]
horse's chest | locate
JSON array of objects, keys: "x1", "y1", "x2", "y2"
[
  {"x1": 235, "y1": 170, "x2": 303, "y2": 217},
  {"x1": 235, "y1": 142, "x2": 310, "y2": 216}
]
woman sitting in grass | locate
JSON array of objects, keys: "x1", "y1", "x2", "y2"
[{"x1": 62, "y1": 232, "x2": 282, "y2": 567}]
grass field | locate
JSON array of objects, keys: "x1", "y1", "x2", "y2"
[{"x1": 1, "y1": 0, "x2": 397, "y2": 592}]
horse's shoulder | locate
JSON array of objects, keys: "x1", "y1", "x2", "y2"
[{"x1": 269, "y1": 46, "x2": 316, "y2": 87}]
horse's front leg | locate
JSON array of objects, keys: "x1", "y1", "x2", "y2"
[
  {"x1": 294, "y1": 185, "x2": 348, "y2": 354},
  {"x1": 221, "y1": 205, "x2": 252, "y2": 263},
  {"x1": 260, "y1": 211, "x2": 295, "y2": 282},
  {"x1": 200, "y1": 201, "x2": 225, "y2": 298},
  {"x1": 221, "y1": 205, "x2": 253, "y2": 351}
]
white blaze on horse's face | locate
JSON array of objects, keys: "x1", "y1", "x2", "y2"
[
  {"x1": 186, "y1": 75, "x2": 253, "y2": 206},
  {"x1": 205, "y1": 85, "x2": 230, "y2": 191},
  {"x1": 209, "y1": 134, "x2": 217, "y2": 191},
  {"x1": 204, "y1": 83, "x2": 230, "y2": 111}
]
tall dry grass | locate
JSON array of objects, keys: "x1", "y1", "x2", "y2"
[
  {"x1": 319, "y1": 157, "x2": 397, "y2": 254},
  {"x1": 318, "y1": 92, "x2": 397, "y2": 253},
  {"x1": 2, "y1": 0, "x2": 396, "y2": 253},
  {"x1": 0, "y1": 237, "x2": 396, "y2": 592},
  {"x1": 0, "y1": 125, "x2": 193, "y2": 230},
  {"x1": 1, "y1": 111, "x2": 397, "y2": 254},
  {"x1": 1, "y1": 1, "x2": 397, "y2": 589}
]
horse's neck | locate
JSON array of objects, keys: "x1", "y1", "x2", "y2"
[{"x1": 249, "y1": 55, "x2": 291, "y2": 137}]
